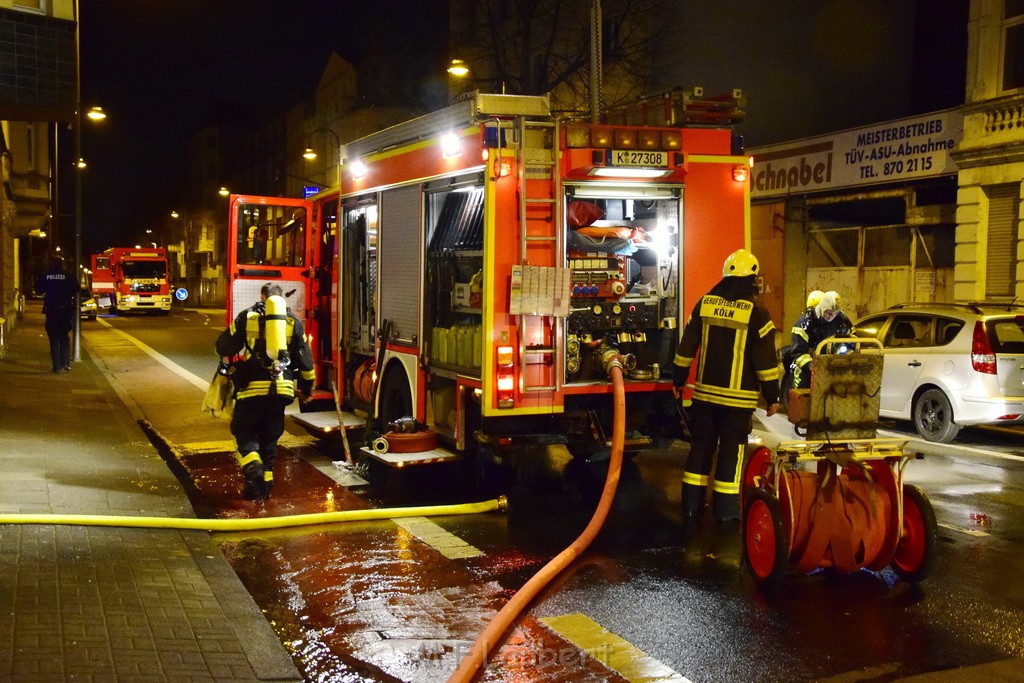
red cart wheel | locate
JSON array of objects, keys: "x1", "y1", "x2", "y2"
[
  {"x1": 890, "y1": 484, "x2": 937, "y2": 584},
  {"x1": 742, "y1": 445, "x2": 773, "y2": 510},
  {"x1": 743, "y1": 488, "x2": 789, "y2": 585}
]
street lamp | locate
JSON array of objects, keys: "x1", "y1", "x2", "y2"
[
  {"x1": 303, "y1": 126, "x2": 341, "y2": 187},
  {"x1": 447, "y1": 59, "x2": 470, "y2": 77}
]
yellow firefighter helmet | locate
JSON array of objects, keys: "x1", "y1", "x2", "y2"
[{"x1": 722, "y1": 249, "x2": 759, "y2": 277}]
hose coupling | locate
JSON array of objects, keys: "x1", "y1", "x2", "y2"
[{"x1": 594, "y1": 338, "x2": 636, "y2": 376}]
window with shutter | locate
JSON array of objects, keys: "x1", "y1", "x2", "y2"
[{"x1": 986, "y1": 184, "x2": 1021, "y2": 297}]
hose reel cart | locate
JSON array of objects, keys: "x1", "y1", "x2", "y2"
[{"x1": 741, "y1": 338, "x2": 937, "y2": 585}]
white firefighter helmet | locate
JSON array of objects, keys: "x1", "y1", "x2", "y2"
[{"x1": 722, "y1": 249, "x2": 759, "y2": 277}]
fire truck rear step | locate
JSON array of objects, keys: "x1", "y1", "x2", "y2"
[
  {"x1": 359, "y1": 445, "x2": 461, "y2": 468},
  {"x1": 287, "y1": 408, "x2": 364, "y2": 433}
]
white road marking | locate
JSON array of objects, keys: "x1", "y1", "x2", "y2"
[
  {"x1": 876, "y1": 428, "x2": 1024, "y2": 463},
  {"x1": 938, "y1": 522, "x2": 990, "y2": 537},
  {"x1": 98, "y1": 317, "x2": 210, "y2": 390}
]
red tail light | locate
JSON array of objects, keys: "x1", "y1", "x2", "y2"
[
  {"x1": 971, "y1": 321, "x2": 997, "y2": 374},
  {"x1": 496, "y1": 345, "x2": 515, "y2": 408}
]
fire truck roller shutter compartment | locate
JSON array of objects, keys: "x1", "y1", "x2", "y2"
[{"x1": 378, "y1": 185, "x2": 423, "y2": 345}]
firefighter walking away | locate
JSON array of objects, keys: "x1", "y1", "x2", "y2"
[
  {"x1": 216, "y1": 283, "x2": 315, "y2": 500},
  {"x1": 672, "y1": 249, "x2": 781, "y2": 521}
]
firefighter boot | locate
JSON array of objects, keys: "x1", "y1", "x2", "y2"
[
  {"x1": 713, "y1": 491, "x2": 741, "y2": 523},
  {"x1": 237, "y1": 451, "x2": 266, "y2": 501},
  {"x1": 681, "y1": 482, "x2": 707, "y2": 519},
  {"x1": 262, "y1": 470, "x2": 274, "y2": 498}
]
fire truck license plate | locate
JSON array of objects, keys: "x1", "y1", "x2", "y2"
[{"x1": 610, "y1": 150, "x2": 668, "y2": 167}]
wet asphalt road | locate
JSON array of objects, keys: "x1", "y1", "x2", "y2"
[{"x1": 104, "y1": 309, "x2": 1024, "y2": 682}]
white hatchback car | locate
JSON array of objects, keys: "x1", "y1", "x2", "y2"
[{"x1": 853, "y1": 303, "x2": 1024, "y2": 442}]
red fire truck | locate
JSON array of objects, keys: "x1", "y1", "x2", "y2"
[
  {"x1": 227, "y1": 92, "x2": 750, "y2": 468},
  {"x1": 91, "y1": 247, "x2": 172, "y2": 314}
]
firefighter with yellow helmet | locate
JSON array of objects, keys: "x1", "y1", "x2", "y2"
[
  {"x1": 787, "y1": 289, "x2": 852, "y2": 390},
  {"x1": 216, "y1": 283, "x2": 315, "y2": 500},
  {"x1": 672, "y1": 249, "x2": 781, "y2": 521}
]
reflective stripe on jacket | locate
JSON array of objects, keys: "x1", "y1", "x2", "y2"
[{"x1": 673, "y1": 293, "x2": 781, "y2": 410}]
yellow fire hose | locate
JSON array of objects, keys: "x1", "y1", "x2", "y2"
[{"x1": 0, "y1": 496, "x2": 507, "y2": 532}]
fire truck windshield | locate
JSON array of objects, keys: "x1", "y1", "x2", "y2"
[{"x1": 122, "y1": 261, "x2": 166, "y2": 279}]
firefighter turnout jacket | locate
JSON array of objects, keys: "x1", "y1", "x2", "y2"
[
  {"x1": 216, "y1": 301, "x2": 315, "y2": 402},
  {"x1": 673, "y1": 282, "x2": 781, "y2": 409}
]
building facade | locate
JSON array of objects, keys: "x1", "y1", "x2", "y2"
[
  {"x1": 176, "y1": 54, "x2": 421, "y2": 307},
  {"x1": 749, "y1": 111, "x2": 963, "y2": 329},
  {"x1": 952, "y1": 0, "x2": 1024, "y2": 301},
  {"x1": 0, "y1": 0, "x2": 76, "y2": 357}
]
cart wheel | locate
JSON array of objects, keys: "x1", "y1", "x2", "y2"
[
  {"x1": 743, "y1": 488, "x2": 789, "y2": 585},
  {"x1": 742, "y1": 445, "x2": 773, "y2": 510},
  {"x1": 890, "y1": 484, "x2": 937, "y2": 584}
]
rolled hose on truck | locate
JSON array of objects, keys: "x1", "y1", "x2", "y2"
[
  {"x1": 0, "y1": 497, "x2": 508, "y2": 532},
  {"x1": 448, "y1": 351, "x2": 630, "y2": 683}
]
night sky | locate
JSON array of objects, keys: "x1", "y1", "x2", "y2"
[
  {"x1": 67, "y1": 0, "x2": 966, "y2": 254},
  {"x1": 73, "y1": 0, "x2": 448, "y2": 253}
]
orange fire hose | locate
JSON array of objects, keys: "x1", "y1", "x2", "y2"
[{"x1": 448, "y1": 363, "x2": 627, "y2": 683}]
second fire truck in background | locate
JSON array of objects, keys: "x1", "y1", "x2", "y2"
[{"x1": 91, "y1": 247, "x2": 172, "y2": 314}]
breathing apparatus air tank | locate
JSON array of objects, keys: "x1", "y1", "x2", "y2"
[{"x1": 263, "y1": 294, "x2": 290, "y2": 376}]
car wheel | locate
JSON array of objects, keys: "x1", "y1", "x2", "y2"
[{"x1": 912, "y1": 388, "x2": 961, "y2": 443}]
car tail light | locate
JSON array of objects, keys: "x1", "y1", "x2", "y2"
[
  {"x1": 971, "y1": 321, "x2": 997, "y2": 374},
  {"x1": 496, "y1": 345, "x2": 515, "y2": 408}
]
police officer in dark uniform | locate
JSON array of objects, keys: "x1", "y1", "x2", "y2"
[
  {"x1": 35, "y1": 256, "x2": 78, "y2": 373},
  {"x1": 216, "y1": 283, "x2": 315, "y2": 500},
  {"x1": 672, "y1": 249, "x2": 781, "y2": 521}
]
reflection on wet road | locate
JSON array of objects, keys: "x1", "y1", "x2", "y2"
[{"x1": 165, "y1": 430, "x2": 1024, "y2": 682}]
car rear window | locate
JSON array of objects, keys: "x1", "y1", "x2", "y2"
[
  {"x1": 987, "y1": 317, "x2": 1024, "y2": 353},
  {"x1": 935, "y1": 317, "x2": 964, "y2": 346}
]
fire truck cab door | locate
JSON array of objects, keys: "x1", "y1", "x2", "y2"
[{"x1": 226, "y1": 195, "x2": 313, "y2": 327}]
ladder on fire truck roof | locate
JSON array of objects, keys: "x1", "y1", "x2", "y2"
[
  {"x1": 602, "y1": 87, "x2": 746, "y2": 127},
  {"x1": 513, "y1": 115, "x2": 562, "y2": 394}
]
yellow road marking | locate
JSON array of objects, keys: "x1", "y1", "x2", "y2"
[
  {"x1": 540, "y1": 613, "x2": 691, "y2": 682},
  {"x1": 392, "y1": 516, "x2": 483, "y2": 559}
]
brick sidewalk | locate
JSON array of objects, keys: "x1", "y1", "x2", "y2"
[{"x1": 0, "y1": 304, "x2": 299, "y2": 681}]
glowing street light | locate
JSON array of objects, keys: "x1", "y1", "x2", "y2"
[
  {"x1": 86, "y1": 106, "x2": 106, "y2": 121},
  {"x1": 303, "y1": 127, "x2": 342, "y2": 187},
  {"x1": 447, "y1": 59, "x2": 470, "y2": 77}
]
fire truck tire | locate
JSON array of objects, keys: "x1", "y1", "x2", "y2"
[
  {"x1": 467, "y1": 447, "x2": 510, "y2": 497},
  {"x1": 378, "y1": 364, "x2": 412, "y2": 428}
]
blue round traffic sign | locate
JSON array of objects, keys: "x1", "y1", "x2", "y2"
[{"x1": 175, "y1": 288, "x2": 189, "y2": 301}]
